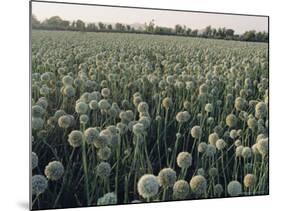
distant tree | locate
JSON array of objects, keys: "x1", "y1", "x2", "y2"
[
  {"x1": 241, "y1": 30, "x2": 256, "y2": 41},
  {"x1": 87, "y1": 23, "x2": 97, "y2": 32},
  {"x1": 186, "y1": 28, "x2": 192, "y2": 36},
  {"x1": 98, "y1": 22, "x2": 106, "y2": 30},
  {"x1": 212, "y1": 28, "x2": 217, "y2": 37},
  {"x1": 76, "y1": 19, "x2": 85, "y2": 31},
  {"x1": 191, "y1": 29, "x2": 198, "y2": 36},
  {"x1": 107, "y1": 24, "x2": 113, "y2": 31},
  {"x1": 203, "y1": 25, "x2": 212, "y2": 37},
  {"x1": 175, "y1": 24, "x2": 183, "y2": 34},
  {"x1": 42, "y1": 16, "x2": 66, "y2": 30},
  {"x1": 115, "y1": 23, "x2": 124, "y2": 32},
  {"x1": 126, "y1": 25, "x2": 131, "y2": 31},
  {"x1": 31, "y1": 14, "x2": 40, "y2": 28},
  {"x1": 225, "y1": 28, "x2": 235, "y2": 37},
  {"x1": 145, "y1": 19, "x2": 155, "y2": 33}
]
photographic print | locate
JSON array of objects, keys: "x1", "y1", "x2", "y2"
[{"x1": 30, "y1": 1, "x2": 269, "y2": 210}]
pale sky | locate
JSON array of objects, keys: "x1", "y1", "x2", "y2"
[{"x1": 32, "y1": 1, "x2": 268, "y2": 34}]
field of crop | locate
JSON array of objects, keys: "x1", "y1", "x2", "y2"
[{"x1": 31, "y1": 30, "x2": 269, "y2": 209}]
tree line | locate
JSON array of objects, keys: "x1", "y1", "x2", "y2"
[{"x1": 32, "y1": 15, "x2": 268, "y2": 43}]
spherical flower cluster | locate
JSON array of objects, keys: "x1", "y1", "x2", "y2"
[
  {"x1": 191, "y1": 126, "x2": 202, "y2": 139},
  {"x1": 79, "y1": 114, "x2": 89, "y2": 124},
  {"x1": 197, "y1": 168, "x2": 205, "y2": 176},
  {"x1": 58, "y1": 115, "x2": 72, "y2": 129},
  {"x1": 162, "y1": 97, "x2": 173, "y2": 110},
  {"x1": 216, "y1": 139, "x2": 226, "y2": 150},
  {"x1": 208, "y1": 167, "x2": 218, "y2": 177},
  {"x1": 198, "y1": 142, "x2": 208, "y2": 153},
  {"x1": 235, "y1": 97, "x2": 247, "y2": 111},
  {"x1": 173, "y1": 180, "x2": 189, "y2": 199},
  {"x1": 97, "y1": 146, "x2": 111, "y2": 160},
  {"x1": 176, "y1": 111, "x2": 190, "y2": 123},
  {"x1": 32, "y1": 105, "x2": 45, "y2": 118},
  {"x1": 32, "y1": 152, "x2": 38, "y2": 169},
  {"x1": 75, "y1": 101, "x2": 88, "y2": 114},
  {"x1": 158, "y1": 168, "x2": 177, "y2": 188},
  {"x1": 208, "y1": 132, "x2": 219, "y2": 146},
  {"x1": 242, "y1": 147, "x2": 252, "y2": 159},
  {"x1": 32, "y1": 117, "x2": 44, "y2": 130},
  {"x1": 227, "y1": 181, "x2": 242, "y2": 196},
  {"x1": 205, "y1": 103, "x2": 213, "y2": 113},
  {"x1": 101, "y1": 88, "x2": 111, "y2": 98},
  {"x1": 137, "y1": 102, "x2": 149, "y2": 113},
  {"x1": 133, "y1": 123, "x2": 145, "y2": 136},
  {"x1": 247, "y1": 117, "x2": 257, "y2": 130},
  {"x1": 93, "y1": 133, "x2": 109, "y2": 149},
  {"x1": 176, "y1": 152, "x2": 192, "y2": 169},
  {"x1": 230, "y1": 130, "x2": 238, "y2": 139},
  {"x1": 63, "y1": 85, "x2": 75, "y2": 98},
  {"x1": 236, "y1": 146, "x2": 244, "y2": 157},
  {"x1": 205, "y1": 144, "x2": 216, "y2": 157},
  {"x1": 89, "y1": 100, "x2": 99, "y2": 110},
  {"x1": 32, "y1": 175, "x2": 48, "y2": 195},
  {"x1": 243, "y1": 174, "x2": 256, "y2": 188},
  {"x1": 190, "y1": 175, "x2": 207, "y2": 195},
  {"x1": 68, "y1": 130, "x2": 83, "y2": 148},
  {"x1": 62, "y1": 75, "x2": 73, "y2": 86},
  {"x1": 44, "y1": 161, "x2": 64, "y2": 181},
  {"x1": 255, "y1": 102, "x2": 268, "y2": 119},
  {"x1": 257, "y1": 138, "x2": 268, "y2": 156},
  {"x1": 96, "y1": 162, "x2": 111, "y2": 177},
  {"x1": 84, "y1": 127, "x2": 99, "y2": 144},
  {"x1": 97, "y1": 192, "x2": 117, "y2": 205},
  {"x1": 137, "y1": 174, "x2": 159, "y2": 199},
  {"x1": 214, "y1": 184, "x2": 224, "y2": 197},
  {"x1": 226, "y1": 114, "x2": 237, "y2": 128},
  {"x1": 98, "y1": 99, "x2": 111, "y2": 110}
]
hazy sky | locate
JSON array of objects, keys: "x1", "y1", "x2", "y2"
[{"x1": 32, "y1": 1, "x2": 268, "y2": 34}]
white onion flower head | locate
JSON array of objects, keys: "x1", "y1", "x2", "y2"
[
  {"x1": 227, "y1": 181, "x2": 242, "y2": 196},
  {"x1": 97, "y1": 146, "x2": 111, "y2": 160},
  {"x1": 137, "y1": 174, "x2": 159, "y2": 199},
  {"x1": 97, "y1": 192, "x2": 117, "y2": 205},
  {"x1": 216, "y1": 139, "x2": 226, "y2": 150},
  {"x1": 190, "y1": 175, "x2": 207, "y2": 195},
  {"x1": 75, "y1": 101, "x2": 88, "y2": 114},
  {"x1": 101, "y1": 88, "x2": 110, "y2": 98},
  {"x1": 137, "y1": 102, "x2": 149, "y2": 113},
  {"x1": 191, "y1": 126, "x2": 202, "y2": 139},
  {"x1": 68, "y1": 130, "x2": 83, "y2": 148},
  {"x1": 198, "y1": 142, "x2": 208, "y2": 153},
  {"x1": 177, "y1": 152, "x2": 192, "y2": 169},
  {"x1": 205, "y1": 103, "x2": 213, "y2": 113},
  {"x1": 133, "y1": 123, "x2": 145, "y2": 136},
  {"x1": 208, "y1": 133, "x2": 219, "y2": 146},
  {"x1": 32, "y1": 175, "x2": 48, "y2": 195},
  {"x1": 84, "y1": 127, "x2": 99, "y2": 144},
  {"x1": 58, "y1": 115, "x2": 71, "y2": 129},
  {"x1": 242, "y1": 147, "x2": 252, "y2": 159},
  {"x1": 44, "y1": 161, "x2": 64, "y2": 181},
  {"x1": 243, "y1": 174, "x2": 256, "y2": 188},
  {"x1": 173, "y1": 180, "x2": 189, "y2": 199},
  {"x1": 205, "y1": 144, "x2": 216, "y2": 157},
  {"x1": 162, "y1": 97, "x2": 173, "y2": 110},
  {"x1": 158, "y1": 168, "x2": 177, "y2": 188},
  {"x1": 257, "y1": 138, "x2": 268, "y2": 156},
  {"x1": 32, "y1": 152, "x2": 38, "y2": 169},
  {"x1": 236, "y1": 146, "x2": 244, "y2": 157},
  {"x1": 96, "y1": 162, "x2": 111, "y2": 177},
  {"x1": 226, "y1": 114, "x2": 237, "y2": 128}
]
